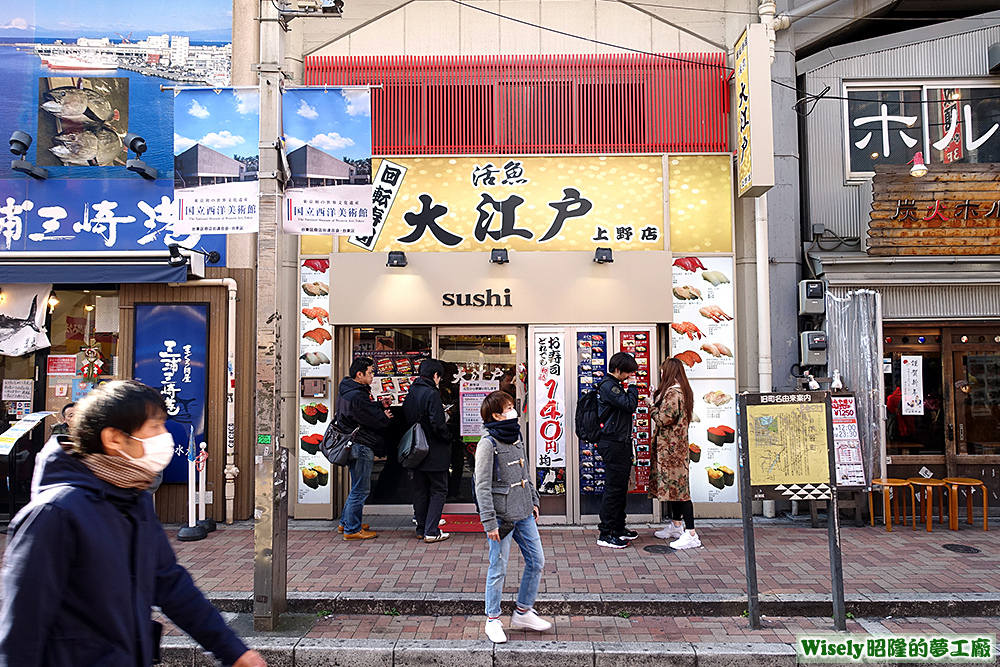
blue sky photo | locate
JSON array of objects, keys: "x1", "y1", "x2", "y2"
[
  {"x1": 0, "y1": 0, "x2": 232, "y2": 41},
  {"x1": 174, "y1": 89, "x2": 259, "y2": 158},
  {"x1": 282, "y1": 89, "x2": 372, "y2": 162}
]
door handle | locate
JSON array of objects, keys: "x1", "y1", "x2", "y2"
[
  {"x1": 959, "y1": 423, "x2": 965, "y2": 441},
  {"x1": 947, "y1": 424, "x2": 954, "y2": 440}
]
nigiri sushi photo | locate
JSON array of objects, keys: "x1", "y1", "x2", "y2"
[
  {"x1": 671, "y1": 321, "x2": 705, "y2": 340},
  {"x1": 701, "y1": 270, "x2": 730, "y2": 287},
  {"x1": 672, "y1": 285, "x2": 703, "y2": 301},
  {"x1": 700, "y1": 342, "x2": 734, "y2": 358}
]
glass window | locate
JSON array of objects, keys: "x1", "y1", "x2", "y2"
[
  {"x1": 954, "y1": 351, "x2": 1000, "y2": 456},
  {"x1": 926, "y1": 87, "x2": 1000, "y2": 165},
  {"x1": 846, "y1": 88, "x2": 922, "y2": 177},
  {"x1": 353, "y1": 327, "x2": 432, "y2": 506}
]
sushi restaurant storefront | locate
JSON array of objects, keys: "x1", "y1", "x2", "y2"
[{"x1": 291, "y1": 153, "x2": 743, "y2": 525}]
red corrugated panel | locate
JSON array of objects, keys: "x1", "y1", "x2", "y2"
[{"x1": 304, "y1": 53, "x2": 727, "y2": 155}]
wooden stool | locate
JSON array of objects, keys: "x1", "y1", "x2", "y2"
[
  {"x1": 942, "y1": 478, "x2": 988, "y2": 531},
  {"x1": 868, "y1": 478, "x2": 912, "y2": 532},
  {"x1": 906, "y1": 478, "x2": 949, "y2": 532}
]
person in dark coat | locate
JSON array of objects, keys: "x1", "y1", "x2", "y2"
[
  {"x1": 0, "y1": 380, "x2": 265, "y2": 667},
  {"x1": 595, "y1": 351, "x2": 639, "y2": 549},
  {"x1": 336, "y1": 356, "x2": 391, "y2": 540},
  {"x1": 402, "y1": 358, "x2": 452, "y2": 542}
]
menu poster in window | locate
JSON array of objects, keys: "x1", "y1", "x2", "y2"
[
  {"x1": 831, "y1": 394, "x2": 866, "y2": 487},
  {"x1": 618, "y1": 330, "x2": 653, "y2": 493},
  {"x1": 2, "y1": 379, "x2": 32, "y2": 401},
  {"x1": 533, "y1": 331, "x2": 566, "y2": 494},
  {"x1": 671, "y1": 256, "x2": 735, "y2": 378},
  {"x1": 687, "y1": 378, "x2": 739, "y2": 503},
  {"x1": 299, "y1": 258, "x2": 332, "y2": 505},
  {"x1": 460, "y1": 380, "x2": 499, "y2": 437},
  {"x1": 578, "y1": 330, "x2": 608, "y2": 496},
  {"x1": 901, "y1": 355, "x2": 924, "y2": 416}
]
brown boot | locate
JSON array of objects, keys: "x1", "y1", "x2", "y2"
[
  {"x1": 344, "y1": 528, "x2": 378, "y2": 540},
  {"x1": 338, "y1": 524, "x2": 369, "y2": 534}
]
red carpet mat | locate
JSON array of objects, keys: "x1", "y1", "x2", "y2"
[{"x1": 439, "y1": 514, "x2": 484, "y2": 533}]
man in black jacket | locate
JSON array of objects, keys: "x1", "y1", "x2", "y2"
[
  {"x1": 337, "y1": 356, "x2": 391, "y2": 540},
  {"x1": 595, "y1": 352, "x2": 639, "y2": 549},
  {"x1": 402, "y1": 358, "x2": 452, "y2": 543}
]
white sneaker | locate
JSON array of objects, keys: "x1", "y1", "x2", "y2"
[
  {"x1": 485, "y1": 618, "x2": 507, "y2": 643},
  {"x1": 669, "y1": 531, "x2": 702, "y2": 550},
  {"x1": 654, "y1": 524, "x2": 683, "y2": 540},
  {"x1": 511, "y1": 608, "x2": 553, "y2": 632}
]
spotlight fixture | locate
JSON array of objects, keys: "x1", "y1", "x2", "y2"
[
  {"x1": 909, "y1": 151, "x2": 928, "y2": 178},
  {"x1": 593, "y1": 247, "x2": 614, "y2": 264},
  {"x1": 386, "y1": 250, "x2": 408, "y2": 268},
  {"x1": 47, "y1": 291, "x2": 59, "y2": 313},
  {"x1": 490, "y1": 248, "x2": 509, "y2": 265},
  {"x1": 124, "y1": 132, "x2": 157, "y2": 180},
  {"x1": 9, "y1": 131, "x2": 48, "y2": 179},
  {"x1": 168, "y1": 243, "x2": 221, "y2": 268}
]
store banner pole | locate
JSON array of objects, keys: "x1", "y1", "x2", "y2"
[
  {"x1": 178, "y1": 426, "x2": 207, "y2": 541},
  {"x1": 736, "y1": 394, "x2": 761, "y2": 629}
]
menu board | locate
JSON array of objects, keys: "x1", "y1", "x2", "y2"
[
  {"x1": 578, "y1": 330, "x2": 609, "y2": 496},
  {"x1": 619, "y1": 329, "x2": 653, "y2": 493},
  {"x1": 369, "y1": 352, "x2": 428, "y2": 406},
  {"x1": 671, "y1": 255, "x2": 739, "y2": 502},
  {"x1": 831, "y1": 394, "x2": 866, "y2": 487},
  {"x1": 298, "y1": 258, "x2": 333, "y2": 505},
  {"x1": 460, "y1": 380, "x2": 498, "y2": 437}
]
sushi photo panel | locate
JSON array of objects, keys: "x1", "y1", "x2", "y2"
[
  {"x1": 671, "y1": 256, "x2": 736, "y2": 380},
  {"x1": 687, "y1": 377, "x2": 738, "y2": 503},
  {"x1": 298, "y1": 257, "x2": 333, "y2": 505}
]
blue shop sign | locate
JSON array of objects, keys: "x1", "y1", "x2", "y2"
[
  {"x1": 0, "y1": 179, "x2": 226, "y2": 260},
  {"x1": 133, "y1": 303, "x2": 210, "y2": 484}
]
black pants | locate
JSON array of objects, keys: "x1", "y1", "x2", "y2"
[
  {"x1": 668, "y1": 500, "x2": 695, "y2": 530},
  {"x1": 597, "y1": 439, "x2": 631, "y2": 537},
  {"x1": 413, "y1": 469, "x2": 448, "y2": 537}
]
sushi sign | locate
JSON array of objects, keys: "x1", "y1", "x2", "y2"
[{"x1": 532, "y1": 330, "x2": 567, "y2": 468}]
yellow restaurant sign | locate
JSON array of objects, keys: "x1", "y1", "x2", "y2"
[
  {"x1": 340, "y1": 155, "x2": 664, "y2": 253},
  {"x1": 735, "y1": 23, "x2": 774, "y2": 198}
]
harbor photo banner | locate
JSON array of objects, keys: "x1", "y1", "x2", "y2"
[
  {"x1": 133, "y1": 303, "x2": 208, "y2": 484},
  {"x1": 281, "y1": 87, "x2": 372, "y2": 235},
  {"x1": 172, "y1": 88, "x2": 259, "y2": 234},
  {"x1": 0, "y1": 0, "x2": 234, "y2": 260},
  {"x1": 342, "y1": 155, "x2": 665, "y2": 253}
]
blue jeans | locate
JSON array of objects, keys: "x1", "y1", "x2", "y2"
[
  {"x1": 340, "y1": 443, "x2": 373, "y2": 533},
  {"x1": 485, "y1": 516, "x2": 545, "y2": 618}
]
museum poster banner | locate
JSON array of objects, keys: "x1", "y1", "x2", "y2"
[
  {"x1": 344, "y1": 155, "x2": 665, "y2": 253},
  {"x1": 0, "y1": 0, "x2": 233, "y2": 261},
  {"x1": 281, "y1": 88, "x2": 372, "y2": 235},
  {"x1": 133, "y1": 303, "x2": 208, "y2": 484},
  {"x1": 172, "y1": 88, "x2": 260, "y2": 234}
]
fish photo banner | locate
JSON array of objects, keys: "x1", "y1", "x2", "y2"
[
  {"x1": 0, "y1": 283, "x2": 52, "y2": 356},
  {"x1": 172, "y1": 88, "x2": 260, "y2": 234},
  {"x1": 280, "y1": 87, "x2": 372, "y2": 235}
]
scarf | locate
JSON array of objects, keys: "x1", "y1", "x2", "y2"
[
  {"x1": 60, "y1": 439, "x2": 157, "y2": 490},
  {"x1": 485, "y1": 418, "x2": 521, "y2": 445}
]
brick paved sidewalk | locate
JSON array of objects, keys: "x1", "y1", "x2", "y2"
[{"x1": 168, "y1": 517, "x2": 998, "y2": 599}]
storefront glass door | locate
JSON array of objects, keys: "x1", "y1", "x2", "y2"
[
  {"x1": 437, "y1": 329, "x2": 523, "y2": 512},
  {"x1": 952, "y1": 349, "x2": 1000, "y2": 456}
]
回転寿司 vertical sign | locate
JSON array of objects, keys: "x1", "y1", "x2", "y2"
[{"x1": 133, "y1": 303, "x2": 208, "y2": 483}]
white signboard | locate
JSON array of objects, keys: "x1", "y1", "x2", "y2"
[
  {"x1": 2, "y1": 379, "x2": 33, "y2": 401},
  {"x1": 460, "y1": 380, "x2": 499, "y2": 437},
  {"x1": 173, "y1": 181, "x2": 260, "y2": 234},
  {"x1": 349, "y1": 159, "x2": 406, "y2": 250},
  {"x1": 901, "y1": 355, "x2": 924, "y2": 416},
  {"x1": 830, "y1": 394, "x2": 866, "y2": 487},
  {"x1": 532, "y1": 330, "x2": 566, "y2": 468},
  {"x1": 284, "y1": 184, "x2": 373, "y2": 236}
]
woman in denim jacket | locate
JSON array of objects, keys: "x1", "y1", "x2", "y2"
[{"x1": 474, "y1": 391, "x2": 552, "y2": 644}]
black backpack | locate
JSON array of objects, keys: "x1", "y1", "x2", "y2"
[{"x1": 575, "y1": 389, "x2": 604, "y2": 443}]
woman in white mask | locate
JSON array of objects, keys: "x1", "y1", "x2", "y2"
[
  {"x1": 0, "y1": 380, "x2": 265, "y2": 667},
  {"x1": 474, "y1": 390, "x2": 551, "y2": 644}
]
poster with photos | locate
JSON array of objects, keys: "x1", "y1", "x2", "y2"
[
  {"x1": 577, "y1": 330, "x2": 608, "y2": 496},
  {"x1": 298, "y1": 257, "x2": 332, "y2": 505},
  {"x1": 618, "y1": 329, "x2": 653, "y2": 494}
]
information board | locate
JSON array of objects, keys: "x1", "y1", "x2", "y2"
[
  {"x1": 460, "y1": 380, "x2": 499, "y2": 437},
  {"x1": 739, "y1": 391, "x2": 833, "y2": 501},
  {"x1": 830, "y1": 393, "x2": 866, "y2": 487}
]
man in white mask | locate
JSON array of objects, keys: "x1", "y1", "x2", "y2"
[{"x1": 0, "y1": 380, "x2": 265, "y2": 667}]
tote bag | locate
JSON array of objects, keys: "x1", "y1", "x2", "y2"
[{"x1": 320, "y1": 420, "x2": 360, "y2": 467}]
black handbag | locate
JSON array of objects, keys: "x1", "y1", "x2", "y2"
[
  {"x1": 320, "y1": 420, "x2": 360, "y2": 467},
  {"x1": 398, "y1": 420, "x2": 430, "y2": 469}
]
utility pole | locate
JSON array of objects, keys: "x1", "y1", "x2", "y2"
[{"x1": 253, "y1": 0, "x2": 290, "y2": 631}]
